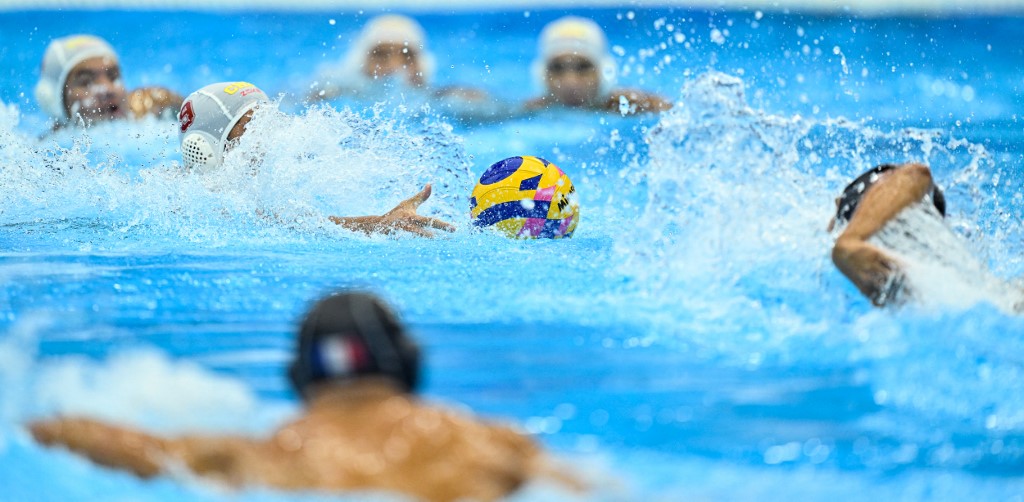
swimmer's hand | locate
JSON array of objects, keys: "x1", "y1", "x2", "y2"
[
  {"x1": 329, "y1": 184, "x2": 456, "y2": 238},
  {"x1": 604, "y1": 90, "x2": 673, "y2": 114},
  {"x1": 128, "y1": 87, "x2": 184, "y2": 120}
]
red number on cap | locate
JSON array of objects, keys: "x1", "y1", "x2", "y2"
[{"x1": 179, "y1": 101, "x2": 195, "y2": 133}]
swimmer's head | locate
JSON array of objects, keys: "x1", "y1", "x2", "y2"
[
  {"x1": 178, "y1": 82, "x2": 268, "y2": 172},
  {"x1": 532, "y1": 16, "x2": 617, "y2": 107},
  {"x1": 35, "y1": 35, "x2": 127, "y2": 123},
  {"x1": 355, "y1": 15, "x2": 434, "y2": 87},
  {"x1": 834, "y1": 163, "x2": 947, "y2": 226},
  {"x1": 289, "y1": 292, "x2": 420, "y2": 400}
]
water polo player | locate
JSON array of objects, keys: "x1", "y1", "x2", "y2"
[
  {"x1": 305, "y1": 14, "x2": 499, "y2": 122},
  {"x1": 179, "y1": 81, "x2": 454, "y2": 237},
  {"x1": 309, "y1": 14, "x2": 435, "y2": 100},
  {"x1": 830, "y1": 162, "x2": 1023, "y2": 312},
  {"x1": 525, "y1": 16, "x2": 671, "y2": 114},
  {"x1": 35, "y1": 35, "x2": 182, "y2": 129},
  {"x1": 830, "y1": 163, "x2": 945, "y2": 305},
  {"x1": 29, "y1": 291, "x2": 580, "y2": 501}
]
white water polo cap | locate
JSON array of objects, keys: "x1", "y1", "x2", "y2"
[
  {"x1": 35, "y1": 35, "x2": 119, "y2": 120},
  {"x1": 532, "y1": 16, "x2": 618, "y2": 94},
  {"x1": 178, "y1": 82, "x2": 268, "y2": 172},
  {"x1": 362, "y1": 14, "x2": 427, "y2": 48},
  {"x1": 342, "y1": 14, "x2": 436, "y2": 85}
]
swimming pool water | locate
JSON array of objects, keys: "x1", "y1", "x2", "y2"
[{"x1": 1, "y1": 7, "x2": 1023, "y2": 501}]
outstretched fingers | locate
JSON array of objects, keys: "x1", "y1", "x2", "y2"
[{"x1": 395, "y1": 183, "x2": 433, "y2": 212}]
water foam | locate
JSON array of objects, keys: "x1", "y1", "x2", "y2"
[
  {"x1": 0, "y1": 102, "x2": 474, "y2": 248},
  {"x1": 0, "y1": 316, "x2": 289, "y2": 436},
  {"x1": 620, "y1": 71, "x2": 1020, "y2": 321},
  {"x1": 870, "y1": 202, "x2": 1024, "y2": 314},
  {"x1": 606, "y1": 72, "x2": 1024, "y2": 468}
]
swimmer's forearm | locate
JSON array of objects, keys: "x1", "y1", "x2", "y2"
[
  {"x1": 606, "y1": 90, "x2": 672, "y2": 113},
  {"x1": 329, "y1": 215, "x2": 384, "y2": 234},
  {"x1": 839, "y1": 163, "x2": 935, "y2": 242},
  {"x1": 29, "y1": 417, "x2": 170, "y2": 478},
  {"x1": 832, "y1": 238, "x2": 902, "y2": 305}
]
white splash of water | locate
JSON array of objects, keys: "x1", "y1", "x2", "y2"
[
  {"x1": 606, "y1": 70, "x2": 1022, "y2": 379},
  {"x1": 0, "y1": 102, "x2": 473, "y2": 246},
  {"x1": 0, "y1": 316, "x2": 289, "y2": 436},
  {"x1": 32, "y1": 349, "x2": 269, "y2": 434},
  {"x1": 620, "y1": 71, "x2": 1016, "y2": 317},
  {"x1": 870, "y1": 202, "x2": 1024, "y2": 314}
]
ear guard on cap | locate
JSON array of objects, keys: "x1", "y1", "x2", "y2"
[
  {"x1": 34, "y1": 78, "x2": 62, "y2": 120},
  {"x1": 180, "y1": 130, "x2": 222, "y2": 173}
]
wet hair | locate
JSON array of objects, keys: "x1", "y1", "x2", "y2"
[
  {"x1": 835, "y1": 163, "x2": 946, "y2": 225},
  {"x1": 288, "y1": 292, "x2": 420, "y2": 399}
]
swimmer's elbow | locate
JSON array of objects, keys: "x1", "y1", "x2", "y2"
[
  {"x1": 831, "y1": 236, "x2": 855, "y2": 268},
  {"x1": 901, "y1": 162, "x2": 934, "y2": 185}
]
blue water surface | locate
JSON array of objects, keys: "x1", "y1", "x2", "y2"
[{"x1": 1, "y1": 6, "x2": 1023, "y2": 502}]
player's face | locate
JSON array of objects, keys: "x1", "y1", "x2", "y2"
[
  {"x1": 63, "y1": 56, "x2": 127, "y2": 122},
  {"x1": 226, "y1": 109, "x2": 254, "y2": 144},
  {"x1": 364, "y1": 43, "x2": 424, "y2": 86},
  {"x1": 545, "y1": 54, "x2": 601, "y2": 107}
]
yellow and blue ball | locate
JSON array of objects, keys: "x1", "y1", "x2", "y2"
[{"x1": 470, "y1": 156, "x2": 579, "y2": 239}]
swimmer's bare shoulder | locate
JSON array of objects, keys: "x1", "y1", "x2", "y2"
[
  {"x1": 283, "y1": 391, "x2": 583, "y2": 501},
  {"x1": 284, "y1": 393, "x2": 568, "y2": 501},
  {"x1": 128, "y1": 87, "x2": 184, "y2": 120}
]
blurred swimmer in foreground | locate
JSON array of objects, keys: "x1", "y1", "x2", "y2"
[
  {"x1": 830, "y1": 162, "x2": 1023, "y2": 312},
  {"x1": 35, "y1": 35, "x2": 182, "y2": 130},
  {"x1": 30, "y1": 291, "x2": 580, "y2": 502},
  {"x1": 525, "y1": 16, "x2": 671, "y2": 115},
  {"x1": 179, "y1": 81, "x2": 454, "y2": 237}
]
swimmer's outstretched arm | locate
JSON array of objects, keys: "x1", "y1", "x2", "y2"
[
  {"x1": 832, "y1": 163, "x2": 936, "y2": 305},
  {"x1": 329, "y1": 183, "x2": 456, "y2": 238},
  {"x1": 28, "y1": 417, "x2": 258, "y2": 483},
  {"x1": 30, "y1": 417, "x2": 169, "y2": 477},
  {"x1": 604, "y1": 89, "x2": 673, "y2": 114}
]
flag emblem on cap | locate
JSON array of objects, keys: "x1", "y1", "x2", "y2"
[{"x1": 179, "y1": 101, "x2": 195, "y2": 133}]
